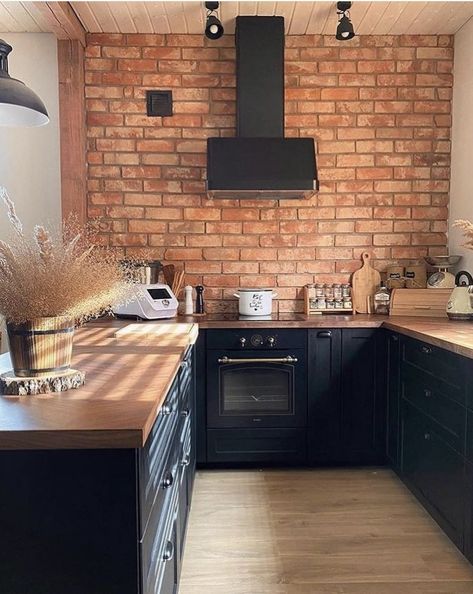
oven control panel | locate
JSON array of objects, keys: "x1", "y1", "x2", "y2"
[
  {"x1": 239, "y1": 333, "x2": 277, "y2": 348},
  {"x1": 206, "y1": 329, "x2": 307, "y2": 350}
]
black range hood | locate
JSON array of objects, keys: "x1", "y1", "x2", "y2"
[{"x1": 206, "y1": 16, "x2": 318, "y2": 200}]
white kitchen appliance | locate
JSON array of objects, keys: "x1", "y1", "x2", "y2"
[
  {"x1": 425, "y1": 255, "x2": 462, "y2": 289},
  {"x1": 113, "y1": 283, "x2": 179, "y2": 320},
  {"x1": 447, "y1": 271, "x2": 473, "y2": 320},
  {"x1": 234, "y1": 288, "x2": 278, "y2": 317}
]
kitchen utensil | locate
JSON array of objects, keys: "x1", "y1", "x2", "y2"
[
  {"x1": 184, "y1": 285, "x2": 194, "y2": 315},
  {"x1": 351, "y1": 253, "x2": 381, "y2": 314},
  {"x1": 127, "y1": 259, "x2": 162, "y2": 284},
  {"x1": 162, "y1": 264, "x2": 175, "y2": 288},
  {"x1": 234, "y1": 288, "x2": 278, "y2": 316},
  {"x1": 425, "y1": 255, "x2": 462, "y2": 289},
  {"x1": 389, "y1": 288, "x2": 451, "y2": 317},
  {"x1": 405, "y1": 263, "x2": 427, "y2": 288},
  {"x1": 112, "y1": 283, "x2": 178, "y2": 320},
  {"x1": 446, "y1": 270, "x2": 473, "y2": 320},
  {"x1": 195, "y1": 285, "x2": 205, "y2": 314},
  {"x1": 172, "y1": 268, "x2": 185, "y2": 297}
]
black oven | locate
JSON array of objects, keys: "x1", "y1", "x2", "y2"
[{"x1": 206, "y1": 329, "x2": 307, "y2": 429}]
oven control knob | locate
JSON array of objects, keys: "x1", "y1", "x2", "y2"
[
  {"x1": 267, "y1": 336, "x2": 276, "y2": 347},
  {"x1": 239, "y1": 337, "x2": 247, "y2": 347},
  {"x1": 250, "y1": 334, "x2": 264, "y2": 347}
]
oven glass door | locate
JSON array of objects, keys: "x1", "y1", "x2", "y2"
[
  {"x1": 207, "y1": 349, "x2": 306, "y2": 428},
  {"x1": 221, "y1": 363, "x2": 293, "y2": 416}
]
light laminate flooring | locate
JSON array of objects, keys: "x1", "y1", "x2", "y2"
[{"x1": 180, "y1": 468, "x2": 473, "y2": 594}]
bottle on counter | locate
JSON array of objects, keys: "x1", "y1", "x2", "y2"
[
  {"x1": 374, "y1": 282, "x2": 390, "y2": 315},
  {"x1": 184, "y1": 285, "x2": 194, "y2": 315},
  {"x1": 195, "y1": 285, "x2": 205, "y2": 315}
]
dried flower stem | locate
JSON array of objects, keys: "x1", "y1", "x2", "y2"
[{"x1": 0, "y1": 190, "x2": 134, "y2": 324}]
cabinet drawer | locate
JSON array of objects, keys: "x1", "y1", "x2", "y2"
[
  {"x1": 401, "y1": 337, "x2": 464, "y2": 397},
  {"x1": 466, "y1": 410, "x2": 473, "y2": 462},
  {"x1": 207, "y1": 428, "x2": 307, "y2": 464},
  {"x1": 141, "y1": 477, "x2": 179, "y2": 594},
  {"x1": 178, "y1": 349, "x2": 192, "y2": 408},
  {"x1": 401, "y1": 401, "x2": 465, "y2": 547},
  {"x1": 401, "y1": 364, "x2": 465, "y2": 453},
  {"x1": 139, "y1": 378, "x2": 180, "y2": 535}
]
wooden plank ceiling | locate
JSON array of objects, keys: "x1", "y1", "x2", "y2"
[{"x1": 0, "y1": 1, "x2": 472, "y2": 36}]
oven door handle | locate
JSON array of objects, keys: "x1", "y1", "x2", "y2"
[{"x1": 217, "y1": 356, "x2": 298, "y2": 364}]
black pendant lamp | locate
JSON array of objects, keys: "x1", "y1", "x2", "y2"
[
  {"x1": 0, "y1": 39, "x2": 49, "y2": 127},
  {"x1": 336, "y1": 2, "x2": 356, "y2": 41}
]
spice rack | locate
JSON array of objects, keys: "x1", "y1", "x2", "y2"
[{"x1": 304, "y1": 283, "x2": 354, "y2": 315}]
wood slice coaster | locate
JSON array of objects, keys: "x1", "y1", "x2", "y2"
[{"x1": 0, "y1": 369, "x2": 86, "y2": 395}]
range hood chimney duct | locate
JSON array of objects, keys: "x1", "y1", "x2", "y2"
[{"x1": 206, "y1": 16, "x2": 319, "y2": 200}]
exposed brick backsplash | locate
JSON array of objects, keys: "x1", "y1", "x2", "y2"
[{"x1": 85, "y1": 32, "x2": 453, "y2": 313}]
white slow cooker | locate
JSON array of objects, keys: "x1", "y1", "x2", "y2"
[{"x1": 234, "y1": 288, "x2": 278, "y2": 316}]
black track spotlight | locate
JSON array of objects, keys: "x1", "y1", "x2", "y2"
[
  {"x1": 336, "y1": 2, "x2": 355, "y2": 41},
  {"x1": 205, "y1": 2, "x2": 224, "y2": 40}
]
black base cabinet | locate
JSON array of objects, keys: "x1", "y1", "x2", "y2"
[
  {"x1": 308, "y1": 328, "x2": 385, "y2": 464},
  {"x1": 393, "y1": 333, "x2": 473, "y2": 561},
  {"x1": 0, "y1": 346, "x2": 196, "y2": 594}
]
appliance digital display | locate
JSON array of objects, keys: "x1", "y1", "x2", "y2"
[{"x1": 147, "y1": 288, "x2": 171, "y2": 300}]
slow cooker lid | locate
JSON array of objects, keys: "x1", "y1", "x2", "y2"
[{"x1": 237, "y1": 288, "x2": 274, "y2": 292}]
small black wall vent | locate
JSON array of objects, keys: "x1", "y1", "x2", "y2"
[{"x1": 146, "y1": 90, "x2": 173, "y2": 117}]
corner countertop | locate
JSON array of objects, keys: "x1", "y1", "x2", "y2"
[
  {"x1": 0, "y1": 321, "x2": 197, "y2": 451},
  {"x1": 1, "y1": 314, "x2": 473, "y2": 451}
]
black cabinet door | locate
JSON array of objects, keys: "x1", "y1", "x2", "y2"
[
  {"x1": 401, "y1": 400, "x2": 465, "y2": 548},
  {"x1": 386, "y1": 331, "x2": 401, "y2": 468},
  {"x1": 340, "y1": 329, "x2": 384, "y2": 463},
  {"x1": 307, "y1": 329, "x2": 342, "y2": 462}
]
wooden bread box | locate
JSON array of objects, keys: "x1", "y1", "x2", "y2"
[{"x1": 389, "y1": 288, "x2": 452, "y2": 318}]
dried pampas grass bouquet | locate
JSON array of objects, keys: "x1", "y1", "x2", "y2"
[
  {"x1": 0, "y1": 188, "x2": 133, "y2": 381},
  {"x1": 0, "y1": 188, "x2": 131, "y2": 324}
]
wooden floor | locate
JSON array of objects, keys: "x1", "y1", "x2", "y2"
[{"x1": 180, "y1": 468, "x2": 473, "y2": 594}]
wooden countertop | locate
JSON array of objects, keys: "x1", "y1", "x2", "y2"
[
  {"x1": 1, "y1": 314, "x2": 473, "y2": 451},
  {"x1": 0, "y1": 321, "x2": 197, "y2": 451},
  {"x1": 384, "y1": 317, "x2": 473, "y2": 360}
]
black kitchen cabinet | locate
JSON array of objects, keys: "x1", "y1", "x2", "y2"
[
  {"x1": 308, "y1": 329, "x2": 342, "y2": 463},
  {"x1": 0, "y1": 346, "x2": 196, "y2": 594},
  {"x1": 386, "y1": 331, "x2": 401, "y2": 468},
  {"x1": 340, "y1": 329, "x2": 385, "y2": 463},
  {"x1": 401, "y1": 399, "x2": 466, "y2": 548},
  {"x1": 307, "y1": 328, "x2": 385, "y2": 464}
]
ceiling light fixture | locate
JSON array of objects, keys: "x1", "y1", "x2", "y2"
[
  {"x1": 336, "y1": 2, "x2": 355, "y2": 41},
  {"x1": 205, "y1": 2, "x2": 224, "y2": 40},
  {"x1": 0, "y1": 39, "x2": 49, "y2": 127}
]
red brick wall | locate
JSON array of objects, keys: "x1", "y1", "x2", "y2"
[{"x1": 85, "y1": 33, "x2": 453, "y2": 313}]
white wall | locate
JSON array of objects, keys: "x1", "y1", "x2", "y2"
[
  {"x1": 449, "y1": 17, "x2": 473, "y2": 273},
  {"x1": 0, "y1": 33, "x2": 61, "y2": 352},
  {"x1": 0, "y1": 33, "x2": 61, "y2": 239}
]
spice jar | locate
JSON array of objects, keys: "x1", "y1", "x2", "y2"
[
  {"x1": 333, "y1": 284, "x2": 342, "y2": 299},
  {"x1": 342, "y1": 284, "x2": 351, "y2": 298},
  {"x1": 315, "y1": 283, "x2": 324, "y2": 297},
  {"x1": 326, "y1": 298, "x2": 335, "y2": 309},
  {"x1": 335, "y1": 298, "x2": 343, "y2": 309},
  {"x1": 324, "y1": 284, "x2": 334, "y2": 298},
  {"x1": 317, "y1": 296, "x2": 326, "y2": 309},
  {"x1": 343, "y1": 296, "x2": 352, "y2": 309}
]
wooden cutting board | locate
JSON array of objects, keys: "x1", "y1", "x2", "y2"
[{"x1": 352, "y1": 252, "x2": 381, "y2": 314}]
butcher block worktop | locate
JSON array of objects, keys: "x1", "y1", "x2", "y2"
[
  {"x1": 0, "y1": 321, "x2": 197, "y2": 450},
  {"x1": 1, "y1": 314, "x2": 473, "y2": 451}
]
